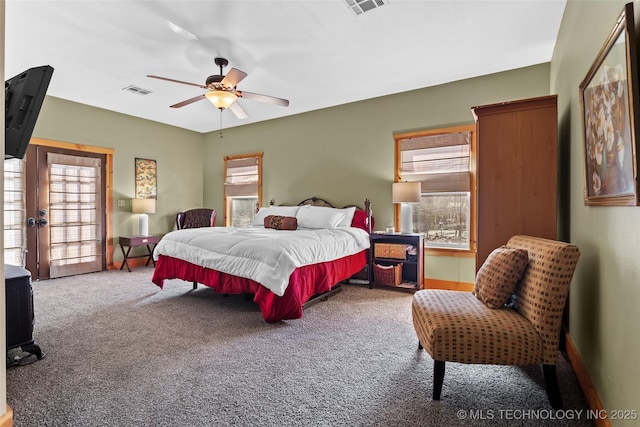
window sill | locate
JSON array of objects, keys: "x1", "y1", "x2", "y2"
[{"x1": 424, "y1": 247, "x2": 476, "y2": 258}]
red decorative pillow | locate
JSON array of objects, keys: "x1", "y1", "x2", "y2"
[
  {"x1": 264, "y1": 215, "x2": 298, "y2": 230},
  {"x1": 474, "y1": 246, "x2": 529, "y2": 309},
  {"x1": 351, "y1": 209, "x2": 374, "y2": 232}
]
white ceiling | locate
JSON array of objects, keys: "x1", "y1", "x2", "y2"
[{"x1": 5, "y1": 0, "x2": 567, "y2": 134}]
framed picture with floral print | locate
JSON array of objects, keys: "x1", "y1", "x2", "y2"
[
  {"x1": 579, "y1": 2, "x2": 640, "y2": 206},
  {"x1": 135, "y1": 158, "x2": 157, "y2": 199}
]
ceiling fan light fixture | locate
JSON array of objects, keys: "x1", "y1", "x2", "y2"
[{"x1": 205, "y1": 90, "x2": 237, "y2": 109}]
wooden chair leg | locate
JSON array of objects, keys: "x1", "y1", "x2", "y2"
[
  {"x1": 542, "y1": 364, "x2": 563, "y2": 409},
  {"x1": 433, "y1": 360, "x2": 445, "y2": 400}
]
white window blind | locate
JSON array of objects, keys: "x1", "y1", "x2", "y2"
[
  {"x1": 400, "y1": 132, "x2": 471, "y2": 192},
  {"x1": 3, "y1": 158, "x2": 26, "y2": 266},
  {"x1": 224, "y1": 156, "x2": 260, "y2": 197}
]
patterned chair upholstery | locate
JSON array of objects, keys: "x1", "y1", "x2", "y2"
[
  {"x1": 411, "y1": 235, "x2": 580, "y2": 409},
  {"x1": 176, "y1": 208, "x2": 217, "y2": 230}
]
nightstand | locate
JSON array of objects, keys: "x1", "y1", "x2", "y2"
[
  {"x1": 369, "y1": 233, "x2": 424, "y2": 291},
  {"x1": 118, "y1": 235, "x2": 159, "y2": 272}
]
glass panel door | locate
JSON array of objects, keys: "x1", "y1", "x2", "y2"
[
  {"x1": 47, "y1": 153, "x2": 102, "y2": 278},
  {"x1": 25, "y1": 144, "x2": 106, "y2": 280}
]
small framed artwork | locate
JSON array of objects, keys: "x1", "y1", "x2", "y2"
[
  {"x1": 135, "y1": 158, "x2": 157, "y2": 199},
  {"x1": 579, "y1": 2, "x2": 640, "y2": 206}
]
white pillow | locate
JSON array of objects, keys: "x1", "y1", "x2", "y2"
[
  {"x1": 296, "y1": 205, "x2": 356, "y2": 227},
  {"x1": 336, "y1": 206, "x2": 357, "y2": 227},
  {"x1": 296, "y1": 205, "x2": 346, "y2": 229},
  {"x1": 252, "y1": 206, "x2": 301, "y2": 226}
]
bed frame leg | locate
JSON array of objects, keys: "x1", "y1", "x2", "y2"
[
  {"x1": 303, "y1": 284, "x2": 343, "y2": 310},
  {"x1": 192, "y1": 282, "x2": 197, "y2": 290}
]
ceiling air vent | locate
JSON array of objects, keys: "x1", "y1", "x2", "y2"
[
  {"x1": 122, "y1": 85, "x2": 153, "y2": 95},
  {"x1": 344, "y1": 0, "x2": 387, "y2": 16}
]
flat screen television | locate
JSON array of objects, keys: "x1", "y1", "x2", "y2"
[{"x1": 5, "y1": 65, "x2": 54, "y2": 159}]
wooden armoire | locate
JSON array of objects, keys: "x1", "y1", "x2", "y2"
[{"x1": 472, "y1": 95, "x2": 558, "y2": 270}]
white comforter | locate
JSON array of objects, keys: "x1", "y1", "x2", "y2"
[{"x1": 153, "y1": 226, "x2": 370, "y2": 296}]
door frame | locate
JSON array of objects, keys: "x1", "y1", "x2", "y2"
[{"x1": 30, "y1": 138, "x2": 115, "y2": 270}]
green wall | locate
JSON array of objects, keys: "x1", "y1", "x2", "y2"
[
  {"x1": 32, "y1": 96, "x2": 204, "y2": 259},
  {"x1": 551, "y1": 0, "x2": 640, "y2": 420},
  {"x1": 202, "y1": 63, "x2": 551, "y2": 283}
]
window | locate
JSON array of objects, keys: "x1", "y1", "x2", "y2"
[
  {"x1": 224, "y1": 153, "x2": 263, "y2": 227},
  {"x1": 4, "y1": 157, "x2": 27, "y2": 266},
  {"x1": 395, "y1": 125, "x2": 475, "y2": 251}
]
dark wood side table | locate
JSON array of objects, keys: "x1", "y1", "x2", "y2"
[
  {"x1": 369, "y1": 233, "x2": 424, "y2": 291},
  {"x1": 118, "y1": 235, "x2": 159, "y2": 272}
]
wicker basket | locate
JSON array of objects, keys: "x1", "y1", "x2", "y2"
[{"x1": 373, "y1": 263, "x2": 403, "y2": 286}]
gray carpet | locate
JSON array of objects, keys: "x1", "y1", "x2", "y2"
[{"x1": 7, "y1": 268, "x2": 592, "y2": 426}]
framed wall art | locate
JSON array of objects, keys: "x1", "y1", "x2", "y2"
[
  {"x1": 135, "y1": 158, "x2": 157, "y2": 199},
  {"x1": 579, "y1": 3, "x2": 640, "y2": 206},
  {"x1": 579, "y1": 2, "x2": 640, "y2": 206}
]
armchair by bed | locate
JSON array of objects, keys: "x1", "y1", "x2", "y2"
[
  {"x1": 411, "y1": 235, "x2": 580, "y2": 408},
  {"x1": 176, "y1": 208, "x2": 217, "y2": 230}
]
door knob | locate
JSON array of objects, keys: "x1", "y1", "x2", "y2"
[{"x1": 27, "y1": 217, "x2": 48, "y2": 227}]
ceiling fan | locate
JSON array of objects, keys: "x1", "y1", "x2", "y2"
[{"x1": 147, "y1": 57, "x2": 289, "y2": 119}]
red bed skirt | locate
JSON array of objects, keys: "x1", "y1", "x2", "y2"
[{"x1": 151, "y1": 251, "x2": 367, "y2": 322}]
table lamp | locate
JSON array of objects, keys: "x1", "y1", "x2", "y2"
[
  {"x1": 132, "y1": 198, "x2": 156, "y2": 236},
  {"x1": 392, "y1": 182, "x2": 421, "y2": 234}
]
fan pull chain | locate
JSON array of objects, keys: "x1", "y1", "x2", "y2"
[{"x1": 219, "y1": 109, "x2": 224, "y2": 138}]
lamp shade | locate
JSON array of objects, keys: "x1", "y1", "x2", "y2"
[
  {"x1": 392, "y1": 182, "x2": 421, "y2": 203},
  {"x1": 205, "y1": 90, "x2": 238, "y2": 109},
  {"x1": 131, "y1": 198, "x2": 156, "y2": 214}
]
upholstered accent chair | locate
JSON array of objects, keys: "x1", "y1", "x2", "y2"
[
  {"x1": 176, "y1": 209, "x2": 217, "y2": 230},
  {"x1": 411, "y1": 235, "x2": 580, "y2": 409}
]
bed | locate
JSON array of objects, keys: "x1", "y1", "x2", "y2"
[{"x1": 151, "y1": 197, "x2": 373, "y2": 322}]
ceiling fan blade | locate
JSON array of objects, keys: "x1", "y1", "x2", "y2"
[
  {"x1": 228, "y1": 101, "x2": 249, "y2": 119},
  {"x1": 147, "y1": 75, "x2": 206, "y2": 89},
  {"x1": 237, "y1": 90, "x2": 289, "y2": 107},
  {"x1": 221, "y1": 68, "x2": 247, "y2": 88},
  {"x1": 170, "y1": 94, "x2": 207, "y2": 108}
]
